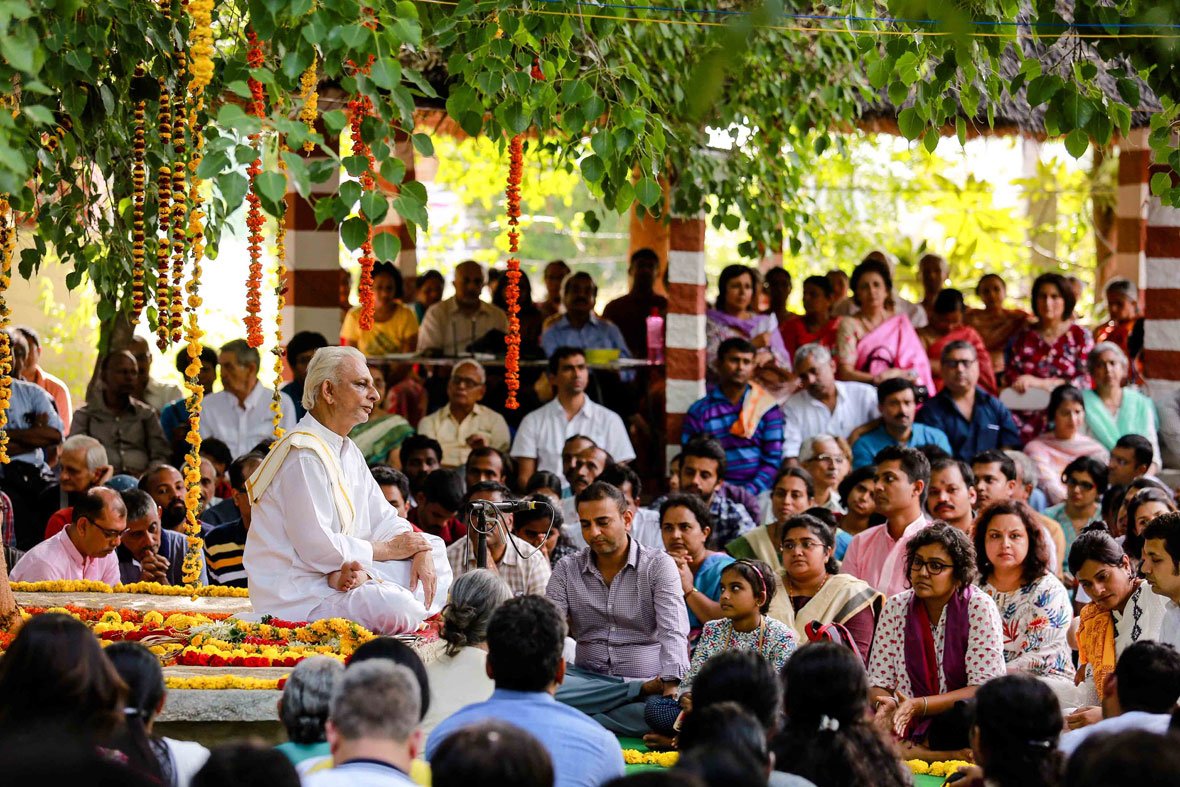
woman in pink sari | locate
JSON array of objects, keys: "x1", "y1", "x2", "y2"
[
  {"x1": 964, "y1": 274, "x2": 1031, "y2": 382},
  {"x1": 919, "y1": 289, "x2": 997, "y2": 395},
  {"x1": 706, "y1": 264, "x2": 794, "y2": 396},
  {"x1": 1023, "y1": 384, "x2": 1109, "y2": 506},
  {"x1": 835, "y1": 257, "x2": 934, "y2": 392}
]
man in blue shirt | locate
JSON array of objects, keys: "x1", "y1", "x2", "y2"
[
  {"x1": 426, "y1": 595, "x2": 625, "y2": 787},
  {"x1": 916, "y1": 339, "x2": 1020, "y2": 462},
  {"x1": 540, "y1": 272, "x2": 631, "y2": 358},
  {"x1": 851, "y1": 378, "x2": 951, "y2": 468}
]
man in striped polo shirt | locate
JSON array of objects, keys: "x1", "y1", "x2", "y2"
[
  {"x1": 680, "y1": 337, "x2": 784, "y2": 495},
  {"x1": 203, "y1": 452, "x2": 263, "y2": 587}
]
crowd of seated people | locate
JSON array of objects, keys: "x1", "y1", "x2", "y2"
[{"x1": 9, "y1": 251, "x2": 1180, "y2": 786}]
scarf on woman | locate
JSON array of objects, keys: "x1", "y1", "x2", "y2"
[
  {"x1": 1077, "y1": 599, "x2": 1117, "y2": 702},
  {"x1": 903, "y1": 584, "x2": 974, "y2": 739},
  {"x1": 1080, "y1": 387, "x2": 1157, "y2": 453}
]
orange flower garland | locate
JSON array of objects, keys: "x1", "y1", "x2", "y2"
[
  {"x1": 298, "y1": 61, "x2": 319, "y2": 153},
  {"x1": 347, "y1": 93, "x2": 377, "y2": 330},
  {"x1": 243, "y1": 29, "x2": 266, "y2": 348},
  {"x1": 130, "y1": 66, "x2": 148, "y2": 323},
  {"x1": 169, "y1": 46, "x2": 189, "y2": 345},
  {"x1": 155, "y1": 69, "x2": 173, "y2": 351},
  {"x1": 0, "y1": 198, "x2": 13, "y2": 463},
  {"x1": 503, "y1": 134, "x2": 524, "y2": 409}
]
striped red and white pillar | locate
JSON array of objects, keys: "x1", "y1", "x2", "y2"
[
  {"x1": 375, "y1": 128, "x2": 419, "y2": 294},
  {"x1": 1143, "y1": 174, "x2": 1180, "y2": 391},
  {"x1": 1112, "y1": 129, "x2": 1150, "y2": 296},
  {"x1": 283, "y1": 122, "x2": 344, "y2": 343},
  {"x1": 664, "y1": 215, "x2": 707, "y2": 468}
]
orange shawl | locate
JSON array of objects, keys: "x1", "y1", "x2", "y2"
[
  {"x1": 1076, "y1": 601, "x2": 1117, "y2": 700},
  {"x1": 731, "y1": 383, "x2": 777, "y2": 440}
]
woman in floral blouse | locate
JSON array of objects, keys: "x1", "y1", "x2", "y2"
[
  {"x1": 973, "y1": 501, "x2": 1074, "y2": 699},
  {"x1": 1003, "y1": 272, "x2": 1094, "y2": 443}
]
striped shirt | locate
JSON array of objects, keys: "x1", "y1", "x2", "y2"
[
  {"x1": 204, "y1": 520, "x2": 248, "y2": 587},
  {"x1": 680, "y1": 386, "x2": 784, "y2": 494},
  {"x1": 446, "y1": 533, "x2": 552, "y2": 596},
  {"x1": 546, "y1": 537, "x2": 690, "y2": 681}
]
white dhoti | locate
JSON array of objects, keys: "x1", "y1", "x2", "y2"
[{"x1": 245, "y1": 415, "x2": 453, "y2": 634}]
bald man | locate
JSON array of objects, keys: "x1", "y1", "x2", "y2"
[{"x1": 417, "y1": 260, "x2": 508, "y2": 356}]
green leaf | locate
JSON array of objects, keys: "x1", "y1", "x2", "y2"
[
  {"x1": 343, "y1": 156, "x2": 371, "y2": 177},
  {"x1": 887, "y1": 81, "x2": 908, "y2": 107},
  {"x1": 380, "y1": 157, "x2": 406, "y2": 185},
  {"x1": 1025, "y1": 74, "x2": 1063, "y2": 108},
  {"x1": 341, "y1": 217, "x2": 370, "y2": 251},
  {"x1": 340, "y1": 24, "x2": 369, "y2": 49},
  {"x1": 338, "y1": 180, "x2": 363, "y2": 208},
  {"x1": 322, "y1": 109, "x2": 348, "y2": 136},
  {"x1": 217, "y1": 172, "x2": 249, "y2": 213},
  {"x1": 373, "y1": 231, "x2": 401, "y2": 262},
  {"x1": 411, "y1": 133, "x2": 433, "y2": 157},
  {"x1": 281, "y1": 153, "x2": 312, "y2": 198},
  {"x1": 613, "y1": 180, "x2": 634, "y2": 212},
  {"x1": 1064, "y1": 129, "x2": 1089, "y2": 159},
  {"x1": 370, "y1": 59, "x2": 402, "y2": 90},
  {"x1": 635, "y1": 177, "x2": 661, "y2": 208},
  {"x1": 496, "y1": 101, "x2": 530, "y2": 134},
  {"x1": 580, "y1": 154, "x2": 605, "y2": 183},
  {"x1": 897, "y1": 107, "x2": 923, "y2": 140},
  {"x1": 313, "y1": 195, "x2": 339, "y2": 227},
  {"x1": 867, "y1": 58, "x2": 890, "y2": 90},
  {"x1": 1060, "y1": 91, "x2": 1095, "y2": 131},
  {"x1": 255, "y1": 171, "x2": 288, "y2": 216},
  {"x1": 956, "y1": 116, "x2": 966, "y2": 145},
  {"x1": 361, "y1": 190, "x2": 388, "y2": 223},
  {"x1": 922, "y1": 130, "x2": 939, "y2": 153},
  {"x1": 1151, "y1": 171, "x2": 1172, "y2": 197},
  {"x1": 392, "y1": 180, "x2": 429, "y2": 230},
  {"x1": 195, "y1": 149, "x2": 231, "y2": 180},
  {"x1": 23, "y1": 104, "x2": 53, "y2": 125},
  {"x1": 1117, "y1": 78, "x2": 1141, "y2": 108},
  {"x1": 1088, "y1": 112, "x2": 1112, "y2": 147}
]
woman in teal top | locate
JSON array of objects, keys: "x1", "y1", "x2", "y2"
[
  {"x1": 275, "y1": 656, "x2": 343, "y2": 766},
  {"x1": 1043, "y1": 456, "x2": 1107, "y2": 576},
  {"x1": 1083, "y1": 342, "x2": 1160, "y2": 464},
  {"x1": 658, "y1": 492, "x2": 735, "y2": 644}
]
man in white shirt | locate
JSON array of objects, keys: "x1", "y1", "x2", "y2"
[
  {"x1": 244, "y1": 347, "x2": 451, "y2": 634},
  {"x1": 126, "y1": 335, "x2": 183, "y2": 413},
  {"x1": 200, "y1": 339, "x2": 296, "y2": 458},
  {"x1": 416, "y1": 359, "x2": 510, "y2": 467},
  {"x1": 1059, "y1": 641, "x2": 1180, "y2": 756},
  {"x1": 305, "y1": 660, "x2": 422, "y2": 787},
  {"x1": 1141, "y1": 512, "x2": 1180, "y2": 649},
  {"x1": 417, "y1": 260, "x2": 508, "y2": 356},
  {"x1": 781, "y1": 343, "x2": 878, "y2": 459},
  {"x1": 511, "y1": 347, "x2": 635, "y2": 488}
]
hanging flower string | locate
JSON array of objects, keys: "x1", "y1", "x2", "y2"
[
  {"x1": 0, "y1": 198, "x2": 14, "y2": 463},
  {"x1": 154, "y1": 60, "x2": 173, "y2": 351},
  {"x1": 271, "y1": 145, "x2": 288, "y2": 440},
  {"x1": 298, "y1": 61, "x2": 319, "y2": 153},
  {"x1": 178, "y1": 0, "x2": 215, "y2": 587},
  {"x1": 243, "y1": 28, "x2": 266, "y2": 348},
  {"x1": 503, "y1": 134, "x2": 524, "y2": 409},
  {"x1": 169, "y1": 42, "x2": 189, "y2": 346},
  {"x1": 130, "y1": 66, "x2": 148, "y2": 323},
  {"x1": 347, "y1": 91, "x2": 377, "y2": 331}
]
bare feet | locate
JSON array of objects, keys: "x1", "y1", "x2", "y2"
[{"x1": 327, "y1": 560, "x2": 368, "y2": 592}]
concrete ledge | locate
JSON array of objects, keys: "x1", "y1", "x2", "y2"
[{"x1": 15, "y1": 591, "x2": 254, "y2": 616}]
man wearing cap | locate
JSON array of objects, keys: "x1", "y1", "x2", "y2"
[{"x1": 416, "y1": 360, "x2": 511, "y2": 468}]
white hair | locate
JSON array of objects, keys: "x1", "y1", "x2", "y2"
[
  {"x1": 302, "y1": 346, "x2": 367, "y2": 412},
  {"x1": 794, "y1": 343, "x2": 832, "y2": 369},
  {"x1": 799, "y1": 434, "x2": 841, "y2": 464},
  {"x1": 62, "y1": 435, "x2": 108, "y2": 471},
  {"x1": 452, "y1": 358, "x2": 487, "y2": 384},
  {"x1": 1004, "y1": 449, "x2": 1039, "y2": 486}
]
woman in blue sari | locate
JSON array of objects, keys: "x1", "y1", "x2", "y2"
[{"x1": 658, "y1": 493, "x2": 735, "y2": 646}]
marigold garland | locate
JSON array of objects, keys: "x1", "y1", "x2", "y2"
[
  {"x1": 187, "y1": 0, "x2": 215, "y2": 92},
  {"x1": 165, "y1": 675, "x2": 282, "y2": 691},
  {"x1": 169, "y1": 44, "x2": 189, "y2": 346},
  {"x1": 271, "y1": 144, "x2": 288, "y2": 440},
  {"x1": 298, "y1": 61, "x2": 319, "y2": 152},
  {"x1": 347, "y1": 93, "x2": 377, "y2": 330},
  {"x1": 906, "y1": 760, "x2": 972, "y2": 778},
  {"x1": 622, "y1": 750, "x2": 678, "y2": 767},
  {"x1": 130, "y1": 67, "x2": 148, "y2": 323},
  {"x1": 154, "y1": 70, "x2": 173, "y2": 351},
  {"x1": 9, "y1": 580, "x2": 249, "y2": 597},
  {"x1": 0, "y1": 197, "x2": 14, "y2": 464},
  {"x1": 243, "y1": 28, "x2": 266, "y2": 348},
  {"x1": 503, "y1": 134, "x2": 524, "y2": 409}
]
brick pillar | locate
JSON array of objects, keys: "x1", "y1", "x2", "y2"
[
  {"x1": 375, "y1": 128, "x2": 419, "y2": 294},
  {"x1": 283, "y1": 120, "x2": 344, "y2": 343},
  {"x1": 1112, "y1": 129, "x2": 1151, "y2": 296},
  {"x1": 664, "y1": 215, "x2": 707, "y2": 468},
  {"x1": 1142, "y1": 156, "x2": 1180, "y2": 468}
]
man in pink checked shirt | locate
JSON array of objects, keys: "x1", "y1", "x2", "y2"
[
  {"x1": 10, "y1": 487, "x2": 126, "y2": 584},
  {"x1": 840, "y1": 445, "x2": 929, "y2": 597}
]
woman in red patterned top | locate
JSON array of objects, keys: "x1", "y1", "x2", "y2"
[
  {"x1": 779, "y1": 275, "x2": 841, "y2": 358},
  {"x1": 1003, "y1": 273, "x2": 1094, "y2": 444}
]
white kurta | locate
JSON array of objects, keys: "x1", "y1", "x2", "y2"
[{"x1": 244, "y1": 413, "x2": 452, "y2": 634}]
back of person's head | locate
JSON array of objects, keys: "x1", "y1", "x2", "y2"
[
  {"x1": 104, "y1": 642, "x2": 168, "y2": 784},
  {"x1": 487, "y1": 595, "x2": 566, "y2": 692},
  {"x1": 200, "y1": 438, "x2": 233, "y2": 470},
  {"x1": 347, "y1": 637, "x2": 430, "y2": 721},
  {"x1": 0, "y1": 734, "x2": 158, "y2": 787},
  {"x1": 1113, "y1": 640, "x2": 1180, "y2": 714},
  {"x1": 1064, "y1": 730, "x2": 1180, "y2": 787},
  {"x1": 972, "y1": 675, "x2": 1062, "y2": 787},
  {"x1": 677, "y1": 702, "x2": 770, "y2": 772},
  {"x1": 370, "y1": 463, "x2": 409, "y2": 492},
  {"x1": 421, "y1": 468, "x2": 465, "y2": 510},
  {"x1": 0, "y1": 613, "x2": 125, "y2": 739},
  {"x1": 191, "y1": 742, "x2": 300, "y2": 787},
  {"x1": 691, "y1": 650, "x2": 781, "y2": 732},
  {"x1": 228, "y1": 452, "x2": 264, "y2": 492},
  {"x1": 774, "y1": 642, "x2": 910, "y2": 787},
  {"x1": 599, "y1": 462, "x2": 643, "y2": 500},
  {"x1": 285, "y1": 331, "x2": 330, "y2": 364},
  {"x1": 602, "y1": 773, "x2": 706, "y2": 787},
  {"x1": 442, "y1": 568, "x2": 513, "y2": 657},
  {"x1": 330, "y1": 660, "x2": 420, "y2": 744},
  {"x1": 1115, "y1": 433, "x2": 1154, "y2": 470},
  {"x1": 674, "y1": 746, "x2": 767, "y2": 787},
  {"x1": 278, "y1": 656, "x2": 343, "y2": 745},
  {"x1": 431, "y1": 720, "x2": 554, "y2": 787}
]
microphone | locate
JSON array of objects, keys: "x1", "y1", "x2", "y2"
[{"x1": 465, "y1": 498, "x2": 551, "y2": 514}]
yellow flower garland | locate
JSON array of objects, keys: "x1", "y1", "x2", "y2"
[
  {"x1": 187, "y1": 0, "x2": 215, "y2": 93},
  {"x1": 10, "y1": 580, "x2": 249, "y2": 598},
  {"x1": 165, "y1": 675, "x2": 282, "y2": 691},
  {"x1": 0, "y1": 197, "x2": 13, "y2": 465},
  {"x1": 906, "y1": 759, "x2": 972, "y2": 778},
  {"x1": 297, "y1": 61, "x2": 318, "y2": 152},
  {"x1": 271, "y1": 144, "x2": 288, "y2": 440},
  {"x1": 622, "y1": 750, "x2": 679, "y2": 767}
]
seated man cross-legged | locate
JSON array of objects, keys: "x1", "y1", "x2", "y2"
[{"x1": 244, "y1": 347, "x2": 452, "y2": 635}]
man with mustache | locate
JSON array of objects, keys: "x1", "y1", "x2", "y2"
[
  {"x1": 850, "y1": 378, "x2": 951, "y2": 469},
  {"x1": 840, "y1": 445, "x2": 929, "y2": 596},
  {"x1": 138, "y1": 463, "x2": 189, "y2": 531},
  {"x1": 539, "y1": 271, "x2": 630, "y2": 358},
  {"x1": 781, "y1": 343, "x2": 878, "y2": 461},
  {"x1": 926, "y1": 456, "x2": 976, "y2": 534}
]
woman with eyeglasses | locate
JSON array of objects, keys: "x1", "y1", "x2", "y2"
[
  {"x1": 1022, "y1": 384, "x2": 1109, "y2": 506},
  {"x1": 974, "y1": 501, "x2": 1074, "y2": 699},
  {"x1": 767, "y1": 513, "x2": 882, "y2": 664},
  {"x1": 1044, "y1": 456, "x2": 1108, "y2": 575},
  {"x1": 727, "y1": 467, "x2": 818, "y2": 569},
  {"x1": 868, "y1": 522, "x2": 1005, "y2": 758},
  {"x1": 799, "y1": 434, "x2": 852, "y2": 515}
]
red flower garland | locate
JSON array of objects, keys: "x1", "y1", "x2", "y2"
[
  {"x1": 503, "y1": 134, "x2": 524, "y2": 409},
  {"x1": 130, "y1": 66, "x2": 147, "y2": 323},
  {"x1": 244, "y1": 29, "x2": 266, "y2": 347},
  {"x1": 348, "y1": 90, "x2": 377, "y2": 331}
]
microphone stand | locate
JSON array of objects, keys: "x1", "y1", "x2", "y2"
[{"x1": 476, "y1": 503, "x2": 489, "y2": 568}]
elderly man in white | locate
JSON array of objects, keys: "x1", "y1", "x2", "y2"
[{"x1": 244, "y1": 347, "x2": 451, "y2": 633}]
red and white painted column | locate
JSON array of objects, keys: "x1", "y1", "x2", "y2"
[
  {"x1": 664, "y1": 215, "x2": 707, "y2": 467},
  {"x1": 283, "y1": 122, "x2": 344, "y2": 343},
  {"x1": 1142, "y1": 154, "x2": 1180, "y2": 468},
  {"x1": 1112, "y1": 129, "x2": 1151, "y2": 294}
]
